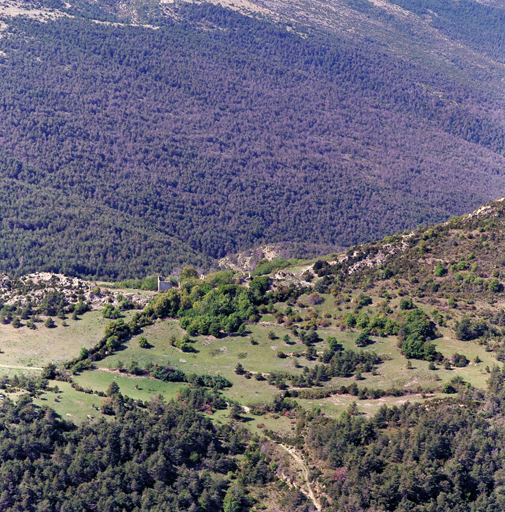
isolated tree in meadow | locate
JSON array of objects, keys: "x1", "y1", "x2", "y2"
[
  {"x1": 138, "y1": 336, "x2": 149, "y2": 348},
  {"x1": 45, "y1": 317, "x2": 55, "y2": 328}
]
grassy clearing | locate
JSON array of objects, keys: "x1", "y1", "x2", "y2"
[
  {"x1": 31, "y1": 381, "x2": 102, "y2": 424},
  {"x1": 75, "y1": 369, "x2": 184, "y2": 402},
  {"x1": 209, "y1": 407, "x2": 296, "y2": 437},
  {"x1": 0, "y1": 311, "x2": 108, "y2": 367}
]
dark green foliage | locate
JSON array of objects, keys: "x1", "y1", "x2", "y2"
[
  {"x1": 101, "y1": 303, "x2": 122, "y2": 319},
  {"x1": 248, "y1": 276, "x2": 271, "y2": 298},
  {"x1": 398, "y1": 307, "x2": 438, "y2": 361},
  {"x1": 399, "y1": 297, "x2": 415, "y2": 310},
  {"x1": 456, "y1": 317, "x2": 489, "y2": 341},
  {"x1": 355, "y1": 331, "x2": 371, "y2": 347},
  {"x1": 237, "y1": 440, "x2": 275, "y2": 486},
  {"x1": 434, "y1": 261, "x2": 447, "y2": 276},
  {"x1": 151, "y1": 365, "x2": 187, "y2": 383},
  {"x1": 389, "y1": 0, "x2": 505, "y2": 59},
  {"x1": 0, "y1": 390, "x2": 240, "y2": 511},
  {"x1": 488, "y1": 278, "x2": 504, "y2": 293},
  {"x1": 138, "y1": 335, "x2": 149, "y2": 348},
  {"x1": 441, "y1": 382, "x2": 457, "y2": 394},
  {"x1": 38, "y1": 291, "x2": 67, "y2": 316},
  {"x1": 307, "y1": 396, "x2": 505, "y2": 511},
  {"x1": 356, "y1": 294, "x2": 373, "y2": 308},
  {"x1": 151, "y1": 364, "x2": 231, "y2": 390},
  {"x1": 402, "y1": 336, "x2": 437, "y2": 361},
  {"x1": 400, "y1": 308, "x2": 436, "y2": 340},
  {"x1": 266, "y1": 350, "x2": 380, "y2": 388},
  {"x1": 327, "y1": 336, "x2": 342, "y2": 353},
  {"x1": 44, "y1": 317, "x2": 55, "y2": 328},
  {"x1": 41, "y1": 363, "x2": 56, "y2": 380},
  {"x1": 452, "y1": 353, "x2": 469, "y2": 367}
]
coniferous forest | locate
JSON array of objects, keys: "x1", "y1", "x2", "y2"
[{"x1": 0, "y1": 0, "x2": 504, "y2": 278}]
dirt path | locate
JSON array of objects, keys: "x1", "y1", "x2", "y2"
[
  {"x1": 278, "y1": 444, "x2": 321, "y2": 511},
  {"x1": 0, "y1": 363, "x2": 43, "y2": 370}
]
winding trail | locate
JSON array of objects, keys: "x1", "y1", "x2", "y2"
[{"x1": 278, "y1": 444, "x2": 322, "y2": 511}]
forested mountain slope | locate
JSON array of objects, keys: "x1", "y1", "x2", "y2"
[
  {"x1": 0, "y1": 0, "x2": 504, "y2": 278},
  {"x1": 6, "y1": 196, "x2": 505, "y2": 511}
]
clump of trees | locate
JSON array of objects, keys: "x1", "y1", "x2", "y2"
[{"x1": 398, "y1": 307, "x2": 439, "y2": 361}]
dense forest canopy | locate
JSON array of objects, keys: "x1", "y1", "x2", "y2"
[{"x1": 0, "y1": 1, "x2": 504, "y2": 280}]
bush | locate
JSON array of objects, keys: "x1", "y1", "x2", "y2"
[
  {"x1": 355, "y1": 331, "x2": 371, "y2": 347},
  {"x1": 45, "y1": 317, "x2": 55, "y2": 328},
  {"x1": 399, "y1": 298, "x2": 414, "y2": 310},
  {"x1": 456, "y1": 318, "x2": 488, "y2": 341},
  {"x1": 442, "y1": 382, "x2": 457, "y2": 394},
  {"x1": 488, "y1": 279, "x2": 504, "y2": 293},
  {"x1": 451, "y1": 353, "x2": 469, "y2": 367},
  {"x1": 138, "y1": 336, "x2": 149, "y2": 348},
  {"x1": 306, "y1": 292, "x2": 324, "y2": 305},
  {"x1": 402, "y1": 335, "x2": 437, "y2": 361},
  {"x1": 357, "y1": 295, "x2": 373, "y2": 308},
  {"x1": 102, "y1": 304, "x2": 122, "y2": 319}
]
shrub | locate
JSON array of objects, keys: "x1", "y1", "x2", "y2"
[
  {"x1": 102, "y1": 304, "x2": 122, "y2": 319},
  {"x1": 355, "y1": 331, "x2": 371, "y2": 347},
  {"x1": 451, "y1": 353, "x2": 469, "y2": 367},
  {"x1": 434, "y1": 262, "x2": 447, "y2": 277},
  {"x1": 357, "y1": 295, "x2": 373, "y2": 308},
  {"x1": 488, "y1": 279, "x2": 504, "y2": 293},
  {"x1": 399, "y1": 298, "x2": 415, "y2": 310},
  {"x1": 442, "y1": 382, "x2": 457, "y2": 394},
  {"x1": 456, "y1": 318, "x2": 488, "y2": 341},
  {"x1": 138, "y1": 336, "x2": 149, "y2": 348},
  {"x1": 306, "y1": 292, "x2": 324, "y2": 305}
]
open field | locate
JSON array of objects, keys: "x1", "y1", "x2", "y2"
[
  {"x1": 0, "y1": 311, "x2": 108, "y2": 368},
  {"x1": 30, "y1": 381, "x2": 103, "y2": 424},
  {"x1": 75, "y1": 369, "x2": 184, "y2": 403}
]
